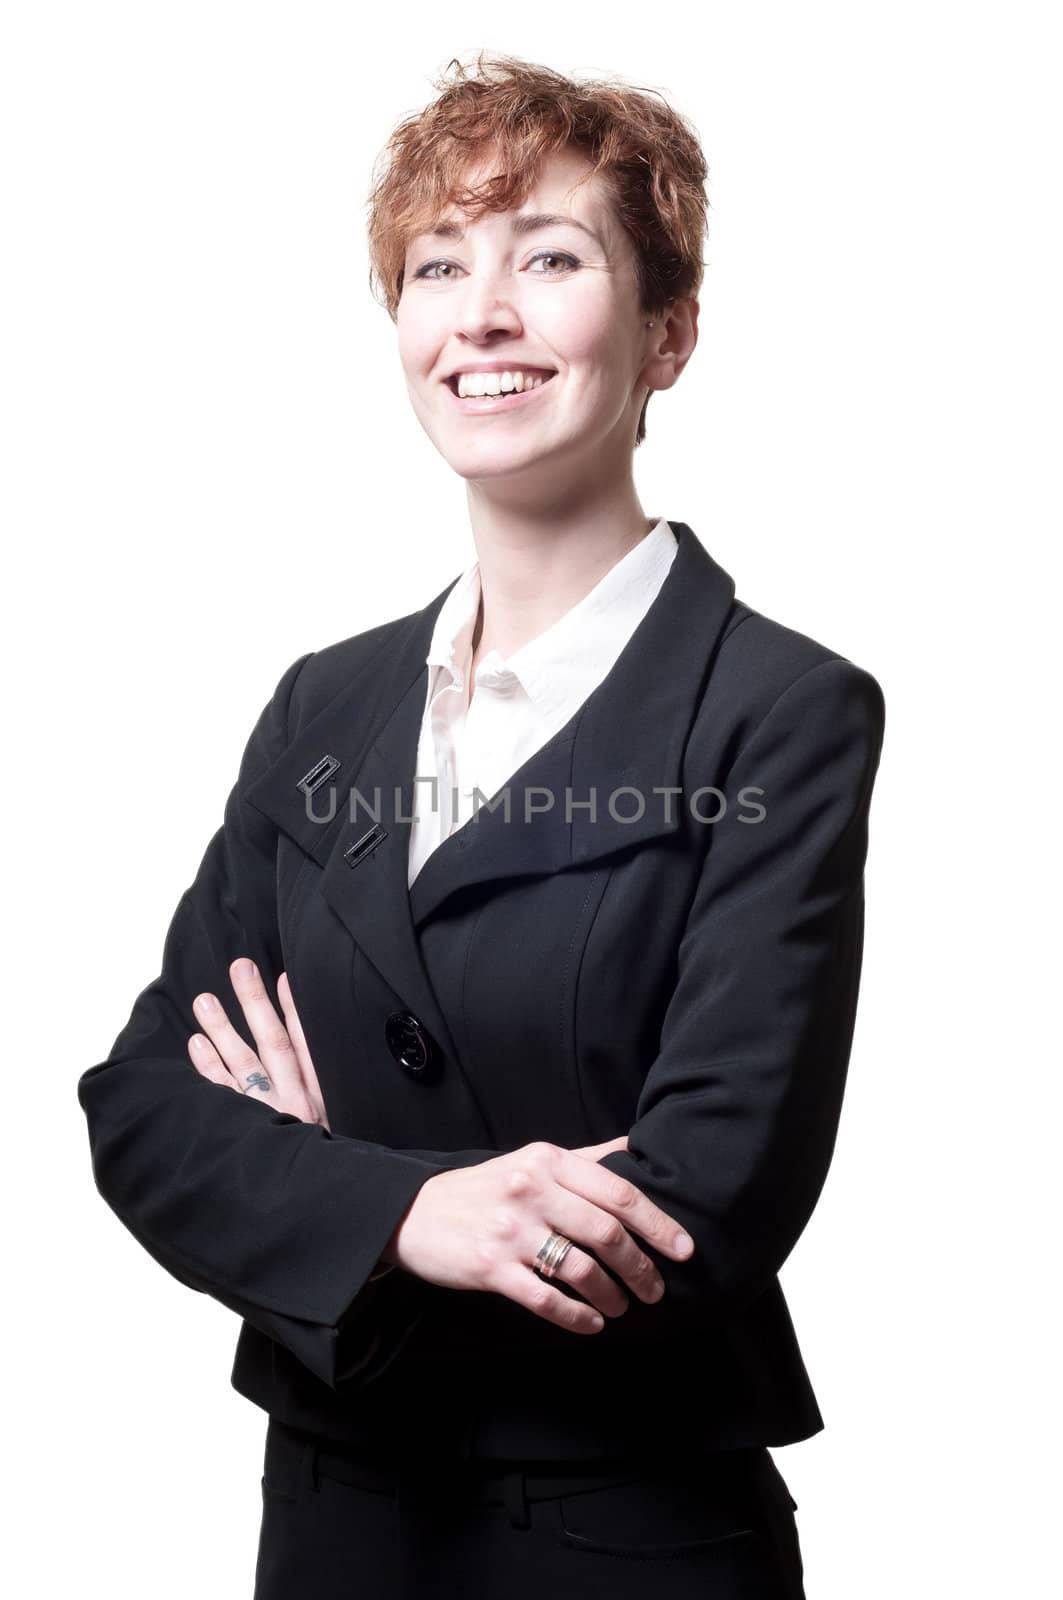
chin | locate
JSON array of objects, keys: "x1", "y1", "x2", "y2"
[{"x1": 437, "y1": 439, "x2": 557, "y2": 483}]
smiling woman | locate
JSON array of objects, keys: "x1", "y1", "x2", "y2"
[
  {"x1": 369, "y1": 55, "x2": 708, "y2": 460},
  {"x1": 392, "y1": 149, "x2": 694, "y2": 495},
  {"x1": 77, "y1": 47, "x2": 884, "y2": 1600}
]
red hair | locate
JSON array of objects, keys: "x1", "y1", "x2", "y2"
[{"x1": 366, "y1": 51, "x2": 710, "y2": 446}]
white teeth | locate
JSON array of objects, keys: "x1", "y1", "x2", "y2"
[{"x1": 455, "y1": 369, "x2": 550, "y2": 398}]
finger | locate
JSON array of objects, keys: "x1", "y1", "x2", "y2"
[
  {"x1": 191, "y1": 991, "x2": 268, "y2": 1094},
  {"x1": 491, "y1": 1259, "x2": 606, "y2": 1337},
  {"x1": 187, "y1": 1032, "x2": 240, "y2": 1091},
  {"x1": 277, "y1": 971, "x2": 328, "y2": 1122},
  {"x1": 529, "y1": 1224, "x2": 633, "y2": 1318},
  {"x1": 545, "y1": 1187, "x2": 666, "y2": 1309},
  {"x1": 228, "y1": 959, "x2": 304, "y2": 1097},
  {"x1": 554, "y1": 1148, "x2": 695, "y2": 1263},
  {"x1": 277, "y1": 971, "x2": 311, "y2": 1061},
  {"x1": 569, "y1": 1135, "x2": 629, "y2": 1161}
]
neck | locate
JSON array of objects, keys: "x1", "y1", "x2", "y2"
[{"x1": 464, "y1": 473, "x2": 655, "y2": 662}]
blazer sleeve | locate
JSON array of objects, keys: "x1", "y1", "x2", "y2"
[
  {"x1": 76, "y1": 651, "x2": 479, "y2": 1393},
  {"x1": 587, "y1": 656, "x2": 887, "y2": 1341},
  {"x1": 384, "y1": 655, "x2": 886, "y2": 1357}
]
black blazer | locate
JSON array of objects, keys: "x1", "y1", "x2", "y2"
[{"x1": 78, "y1": 521, "x2": 886, "y2": 1461}]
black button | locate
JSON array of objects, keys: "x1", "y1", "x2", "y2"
[{"x1": 385, "y1": 1011, "x2": 437, "y2": 1078}]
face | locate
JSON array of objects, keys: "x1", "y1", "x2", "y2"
[{"x1": 396, "y1": 146, "x2": 674, "y2": 499}]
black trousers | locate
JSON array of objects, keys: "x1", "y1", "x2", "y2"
[{"x1": 253, "y1": 1416, "x2": 806, "y2": 1598}]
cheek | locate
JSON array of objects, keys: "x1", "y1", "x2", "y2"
[
  {"x1": 542, "y1": 295, "x2": 635, "y2": 393},
  {"x1": 395, "y1": 317, "x2": 422, "y2": 378},
  {"x1": 548, "y1": 296, "x2": 608, "y2": 357},
  {"x1": 395, "y1": 299, "x2": 441, "y2": 378}
]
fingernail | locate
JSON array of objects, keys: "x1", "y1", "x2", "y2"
[
  {"x1": 590, "y1": 1314, "x2": 604, "y2": 1330},
  {"x1": 190, "y1": 1034, "x2": 206, "y2": 1050},
  {"x1": 675, "y1": 1232, "x2": 694, "y2": 1255},
  {"x1": 196, "y1": 994, "x2": 216, "y2": 1011}
]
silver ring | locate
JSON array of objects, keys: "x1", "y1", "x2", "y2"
[{"x1": 533, "y1": 1231, "x2": 573, "y2": 1280}]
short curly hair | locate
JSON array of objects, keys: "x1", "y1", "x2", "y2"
[{"x1": 366, "y1": 51, "x2": 710, "y2": 446}]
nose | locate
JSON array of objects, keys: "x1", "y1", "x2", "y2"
[{"x1": 452, "y1": 265, "x2": 523, "y2": 344}]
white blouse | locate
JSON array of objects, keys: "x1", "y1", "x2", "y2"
[{"x1": 407, "y1": 516, "x2": 679, "y2": 887}]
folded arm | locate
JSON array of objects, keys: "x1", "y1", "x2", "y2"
[
  {"x1": 76, "y1": 652, "x2": 474, "y2": 1392},
  {"x1": 388, "y1": 657, "x2": 887, "y2": 1356}
]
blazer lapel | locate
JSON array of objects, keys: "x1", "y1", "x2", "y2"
[
  {"x1": 407, "y1": 521, "x2": 736, "y2": 925},
  {"x1": 244, "y1": 521, "x2": 736, "y2": 1062},
  {"x1": 315, "y1": 669, "x2": 463, "y2": 1069},
  {"x1": 242, "y1": 583, "x2": 461, "y2": 1067}
]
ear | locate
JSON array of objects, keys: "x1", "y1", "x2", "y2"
[{"x1": 645, "y1": 298, "x2": 699, "y2": 394}]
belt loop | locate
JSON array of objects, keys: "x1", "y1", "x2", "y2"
[
  {"x1": 300, "y1": 1438, "x2": 321, "y2": 1495},
  {"x1": 502, "y1": 1469, "x2": 530, "y2": 1531}
]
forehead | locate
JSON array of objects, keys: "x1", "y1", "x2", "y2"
[{"x1": 409, "y1": 147, "x2": 616, "y2": 248}]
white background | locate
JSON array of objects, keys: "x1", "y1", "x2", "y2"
[{"x1": 4, "y1": 3, "x2": 1059, "y2": 1594}]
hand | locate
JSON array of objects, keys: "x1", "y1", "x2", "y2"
[
  {"x1": 386, "y1": 1140, "x2": 696, "y2": 1336},
  {"x1": 187, "y1": 959, "x2": 330, "y2": 1130}
]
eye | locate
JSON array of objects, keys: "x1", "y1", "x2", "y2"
[
  {"x1": 412, "y1": 260, "x2": 460, "y2": 282},
  {"x1": 527, "y1": 250, "x2": 580, "y2": 275},
  {"x1": 411, "y1": 250, "x2": 581, "y2": 283}
]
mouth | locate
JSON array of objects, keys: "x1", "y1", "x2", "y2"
[{"x1": 442, "y1": 370, "x2": 558, "y2": 414}]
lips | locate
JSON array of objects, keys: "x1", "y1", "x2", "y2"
[
  {"x1": 443, "y1": 371, "x2": 559, "y2": 414},
  {"x1": 444, "y1": 370, "x2": 556, "y2": 397}
]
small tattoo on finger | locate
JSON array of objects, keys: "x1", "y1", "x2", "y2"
[{"x1": 245, "y1": 1072, "x2": 271, "y2": 1094}]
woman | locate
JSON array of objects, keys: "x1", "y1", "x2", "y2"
[{"x1": 78, "y1": 51, "x2": 885, "y2": 1599}]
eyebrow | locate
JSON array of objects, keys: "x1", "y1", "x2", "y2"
[{"x1": 426, "y1": 211, "x2": 604, "y2": 249}]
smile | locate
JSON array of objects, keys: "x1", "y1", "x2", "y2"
[{"x1": 443, "y1": 372, "x2": 558, "y2": 415}]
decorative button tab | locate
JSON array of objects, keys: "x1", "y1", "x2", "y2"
[
  {"x1": 297, "y1": 754, "x2": 341, "y2": 797},
  {"x1": 344, "y1": 823, "x2": 388, "y2": 868}
]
